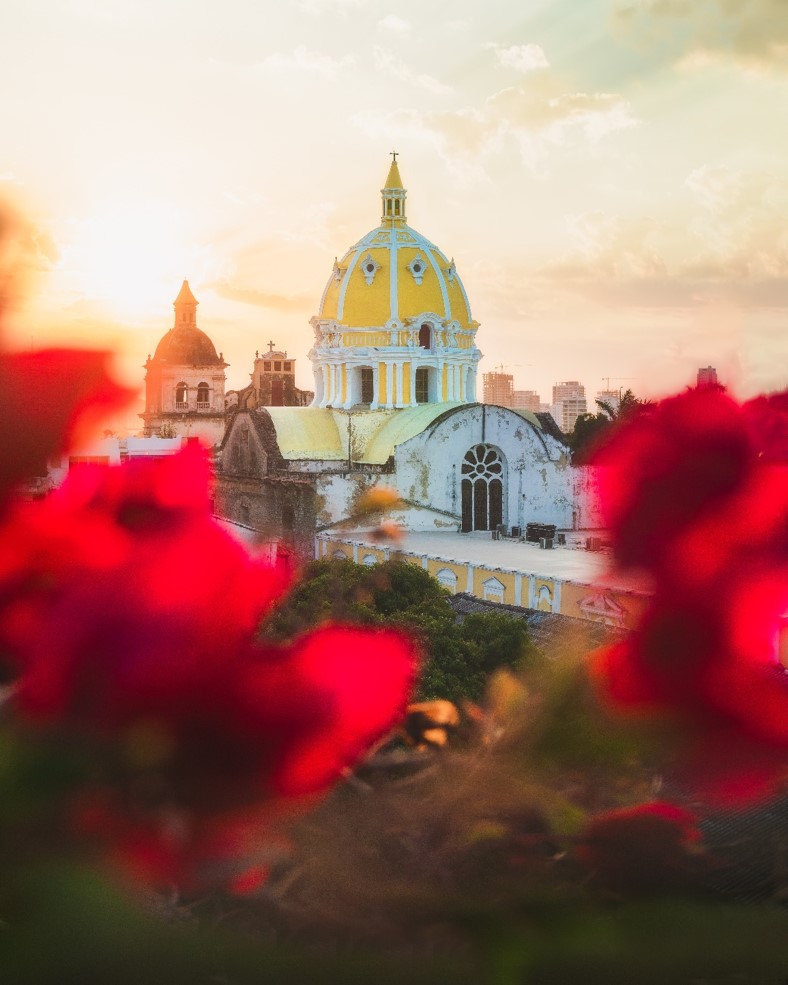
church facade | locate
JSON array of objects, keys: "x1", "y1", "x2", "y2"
[
  {"x1": 141, "y1": 281, "x2": 228, "y2": 445},
  {"x1": 215, "y1": 159, "x2": 586, "y2": 554}
]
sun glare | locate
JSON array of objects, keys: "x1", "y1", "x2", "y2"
[{"x1": 59, "y1": 203, "x2": 193, "y2": 320}]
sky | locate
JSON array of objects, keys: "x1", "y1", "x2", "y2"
[{"x1": 1, "y1": 0, "x2": 786, "y2": 426}]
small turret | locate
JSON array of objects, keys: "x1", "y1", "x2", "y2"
[
  {"x1": 173, "y1": 279, "x2": 198, "y2": 329},
  {"x1": 381, "y1": 152, "x2": 407, "y2": 223}
]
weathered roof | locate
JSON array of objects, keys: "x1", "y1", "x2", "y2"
[
  {"x1": 264, "y1": 404, "x2": 471, "y2": 464},
  {"x1": 447, "y1": 593, "x2": 626, "y2": 658},
  {"x1": 153, "y1": 326, "x2": 223, "y2": 366}
]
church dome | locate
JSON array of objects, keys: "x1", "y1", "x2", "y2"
[
  {"x1": 152, "y1": 281, "x2": 224, "y2": 366},
  {"x1": 317, "y1": 159, "x2": 475, "y2": 332},
  {"x1": 309, "y1": 160, "x2": 482, "y2": 411},
  {"x1": 153, "y1": 327, "x2": 222, "y2": 366}
]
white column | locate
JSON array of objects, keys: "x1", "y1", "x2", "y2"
[
  {"x1": 409, "y1": 359, "x2": 417, "y2": 406},
  {"x1": 395, "y1": 362, "x2": 404, "y2": 408},
  {"x1": 514, "y1": 572, "x2": 522, "y2": 606},
  {"x1": 453, "y1": 365, "x2": 461, "y2": 402},
  {"x1": 320, "y1": 364, "x2": 330, "y2": 407},
  {"x1": 466, "y1": 564, "x2": 474, "y2": 593}
]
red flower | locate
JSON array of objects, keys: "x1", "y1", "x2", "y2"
[
  {"x1": 1, "y1": 448, "x2": 417, "y2": 886},
  {"x1": 0, "y1": 349, "x2": 134, "y2": 507},
  {"x1": 593, "y1": 388, "x2": 769, "y2": 576},
  {"x1": 591, "y1": 387, "x2": 788, "y2": 804},
  {"x1": 578, "y1": 801, "x2": 704, "y2": 894}
]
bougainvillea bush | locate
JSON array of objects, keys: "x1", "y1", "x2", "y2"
[{"x1": 0, "y1": 333, "x2": 786, "y2": 983}]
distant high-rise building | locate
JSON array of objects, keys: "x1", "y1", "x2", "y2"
[
  {"x1": 551, "y1": 380, "x2": 587, "y2": 433},
  {"x1": 512, "y1": 389, "x2": 542, "y2": 412},
  {"x1": 697, "y1": 365, "x2": 719, "y2": 388},
  {"x1": 483, "y1": 370, "x2": 514, "y2": 407},
  {"x1": 595, "y1": 389, "x2": 621, "y2": 416}
]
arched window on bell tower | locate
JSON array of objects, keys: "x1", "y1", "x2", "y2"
[
  {"x1": 175, "y1": 382, "x2": 188, "y2": 409},
  {"x1": 418, "y1": 324, "x2": 431, "y2": 349}
]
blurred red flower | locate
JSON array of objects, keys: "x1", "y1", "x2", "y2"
[
  {"x1": 591, "y1": 387, "x2": 788, "y2": 804},
  {"x1": 0, "y1": 448, "x2": 417, "y2": 885},
  {"x1": 592, "y1": 387, "x2": 786, "y2": 579},
  {"x1": 0, "y1": 349, "x2": 134, "y2": 507}
]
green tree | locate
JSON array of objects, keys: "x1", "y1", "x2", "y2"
[
  {"x1": 262, "y1": 559, "x2": 537, "y2": 702},
  {"x1": 569, "y1": 389, "x2": 651, "y2": 464}
]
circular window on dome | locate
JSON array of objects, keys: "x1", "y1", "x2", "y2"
[
  {"x1": 407, "y1": 255, "x2": 426, "y2": 285},
  {"x1": 360, "y1": 252, "x2": 380, "y2": 285}
]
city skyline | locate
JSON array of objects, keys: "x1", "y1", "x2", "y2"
[{"x1": 2, "y1": 0, "x2": 786, "y2": 424}]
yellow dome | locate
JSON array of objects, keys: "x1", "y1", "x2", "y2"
[
  {"x1": 309, "y1": 158, "x2": 482, "y2": 411},
  {"x1": 318, "y1": 164, "x2": 475, "y2": 333}
]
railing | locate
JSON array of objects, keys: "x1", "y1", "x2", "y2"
[
  {"x1": 175, "y1": 401, "x2": 189, "y2": 410},
  {"x1": 196, "y1": 402, "x2": 210, "y2": 410}
]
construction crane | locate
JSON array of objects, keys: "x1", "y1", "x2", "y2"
[{"x1": 601, "y1": 376, "x2": 635, "y2": 391}]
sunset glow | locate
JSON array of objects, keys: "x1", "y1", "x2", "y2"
[{"x1": 1, "y1": 0, "x2": 786, "y2": 414}]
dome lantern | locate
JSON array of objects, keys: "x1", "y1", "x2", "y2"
[
  {"x1": 381, "y1": 151, "x2": 407, "y2": 224},
  {"x1": 173, "y1": 279, "x2": 198, "y2": 329}
]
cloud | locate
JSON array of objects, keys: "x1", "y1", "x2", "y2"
[
  {"x1": 259, "y1": 46, "x2": 355, "y2": 79},
  {"x1": 355, "y1": 74, "x2": 636, "y2": 177},
  {"x1": 372, "y1": 47, "x2": 452, "y2": 96},
  {"x1": 377, "y1": 14, "x2": 410, "y2": 35},
  {"x1": 534, "y1": 168, "x2": 788, "y2": 310},
  {"x1": 210, "y1": 280, "x2": 311, "y2": 312},
  {"x1": 614, "y1": 0, "x2": 788, "y2": 72},
  {"x1": 489, "y1": 42, "x2": 549, "y2": 73}
]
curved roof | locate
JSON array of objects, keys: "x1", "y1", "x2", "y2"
[
  {"x1": 153, "y1": 326, "x2": 223, "y2": 366},
  {"x1": 263, "y1": 403, "x2": 543, "y2": 465}
]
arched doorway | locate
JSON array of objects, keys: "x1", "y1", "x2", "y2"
[{"x1": 460, "y1": 444, "x2": 505, "y2": 532}]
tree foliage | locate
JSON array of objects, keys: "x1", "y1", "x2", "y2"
[
  {"x1": 568, "y1": 389, "x2": 650, "y2": 464},
  {"x1": 262, "y1": 558, "x2": 538, "y2": 702}
]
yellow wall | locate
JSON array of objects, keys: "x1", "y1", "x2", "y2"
[
  {"x1": 317, "y1": 536, "x2": 652, "y2": 631},
  {"x1": 378, "y1": 362, "x2": 387, "y2": 404},
  {"x1": 441, "y1": 364, "x2": 448, "y2": 401},
  {"x1": 403, "y1": 363, "x2": 411, "y2": 403}
]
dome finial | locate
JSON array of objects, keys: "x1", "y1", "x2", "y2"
[{"x1": 382, "y1": 152, "x2": 407, "y2": 224}]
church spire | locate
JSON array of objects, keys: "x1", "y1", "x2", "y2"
[
  {"x1": 381, "y1": 152, "x2": 407, "y2": 224},
  {"x1": 173, "y1": 279, "x2": 198, "y2": 329}
]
